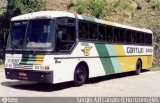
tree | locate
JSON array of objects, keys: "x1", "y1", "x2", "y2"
[
  {"x1": 7, "y1": 0, "x2": 46, "y2": 15},
  {"x1": 0, "y1": 0, "x2": 46, "y2": 61}
]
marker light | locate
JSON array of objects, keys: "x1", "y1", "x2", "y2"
[{"x1": 45, "y1": 66, "x2": 49, "y2": 70}]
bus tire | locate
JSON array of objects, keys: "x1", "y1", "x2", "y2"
[
  {"x1": 134, "y1": 60, "x2": 142, "y2": 75},
  {"x1": 73, "y1": 64, "x2": 87, "y2": 86}
]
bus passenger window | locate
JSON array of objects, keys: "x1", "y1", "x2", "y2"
[
  {"x1": 98, "y1": 25, "x2": 106, "y2": 40},
  {"x1": 144, "y1": 33, "x2": 148, "y2": 44},
  {"x1": 140, "y1": 33, "x2": 145, "y2": 44},
  {"x1": 79, "y1": 21, "x2": 88, "y2": 39},
  {"x1": 120, "y1": 29, "x2": 126, "y2": 43},
  {"x1": 106, "y1": 26, "x2": 113, "y2": 42},
  {"x1": 133, "y1": 31, "x2": 137, "y2": 43},
  {"x1": 126, "y1": 30, "x2": 132, "y2": 43},
  {"x1": 114, "y1": 27, "x2": 120, "y2": 42},
  {"x1": 136, "y1": 32, "x2": 141, "y2": 43},
  {"x1": 57, "y1": 26, "x2": 67, "y2": 41},
  {"x1": 148, "y1": 34, "x2": 152, "y2": 45},
  {"x1": 67, "y1": 26, "x2": 75, "y2": 40},
  {"x1": 88, "y1": 23, "x2": 97, "y2": 40},
  {"x1": 56, "y1": 18, "x2": 75, "y2": 51},
  {"x1": 130, "y1": 31, "x2": 135, "y2": 44}
]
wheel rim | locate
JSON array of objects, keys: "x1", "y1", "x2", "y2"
[{"x1": 76, "y1": 66, "x2": 86, "y2": 82}]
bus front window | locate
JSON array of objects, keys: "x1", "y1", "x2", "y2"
[
  {"x1": 7, "y1": 19, "x2": 54, "y2": 51},
  {"x1": 9, "y1": 21, "x2": 27, "y2": 49},
  {"x1": 26, "y1": 19, "x2": 53, "y2": 49}
]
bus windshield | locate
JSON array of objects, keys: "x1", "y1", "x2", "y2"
[
  {"x1": 7, "y1": 19, "x2": 54, "y2": 51},
  {"x1": 26, "y1": 19, "x2": 53, "y2": 49},
  {"x1": 9, "y1": 21, "x2": 27, "y2": 50}
]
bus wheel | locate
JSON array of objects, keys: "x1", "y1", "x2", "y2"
[
  {"x1": 73, "y1": 64, "x2": 87, "y2": 86},
  {"x1": 134, "y1": 60, "x2": 142, "y2": 75}
]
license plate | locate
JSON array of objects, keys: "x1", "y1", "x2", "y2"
[{"x1": 19, "y1": 72, "x2": 27, "y2": 76}]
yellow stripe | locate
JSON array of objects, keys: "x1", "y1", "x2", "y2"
[
  {"x1": 34, "y1": 61, "x2": 43, "y2": 65},
  {"x1": 34, "y1": 55, "x2": 44, "y2": 65},
  {"x1": 141, "y1": 56, "x2": 153, "y2": 69},
  {"x1": 35, "y1": 55, "x2": 45, "y2": 59},
  {"x1": 105, "y1": 21, "x2": 114, "y2": 26},
  {"x1": 114, "y1": 45, "x2": 129, "y2": 72},
  {"x1": 114, "y1": 45, "x2": 137, "y2": 72}
]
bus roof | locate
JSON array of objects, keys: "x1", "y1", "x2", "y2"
[{"x1": 11, "y1": 11, "x2": 153, "y2": 34}]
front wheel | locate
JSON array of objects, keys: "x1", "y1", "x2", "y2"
[
  {"x1": 73, "y1": 65, "x2": 87, "y2": 86},
  {"x1": 134, "y1": 60, "x2": 142, "y2": 75}
]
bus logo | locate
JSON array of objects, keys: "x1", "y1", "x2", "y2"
[{"x1": 82, "y1": 47, "x2": 92, "y2": 56}]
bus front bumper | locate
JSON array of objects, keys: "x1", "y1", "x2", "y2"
[{"x1": 5, "y1": 68, "x2": 53, "y2": 83}]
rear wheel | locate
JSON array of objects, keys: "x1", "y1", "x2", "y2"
[
  {"x1": 134, "y1": 60, "x2": 142, "y2": 75},
  {"x1": 73, "y1": 64, "x2": 87, "y2": 86}
]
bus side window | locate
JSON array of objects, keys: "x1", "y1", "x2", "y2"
[
  {"x1": 56, "y1": 18, "x2": 75, "y2": 51},
  {"x1": 79, "y1": 21, "x2": 88, "y2": 39},
  {"x1": 145, "y1": 33, "x2": 152, "y2": 45},
  {"x1": 114, "y1": 27, "x2": 120, "y2": 42},
  {"x1": 57, "y1": 25, "x2": 67, "y2": 41},
  {"x1": 98, "y1": 25, "x2": 106, "y2": 41},
  {"x1": 133, "y1": 31, "x2": 137, "y2": 44},
  {"x1": 126, "y1": 30, "x2": 131, "y2": 43},
  {"x1": 140, "y1": 32, "x2": 145, "y2": 44},
  {"x1": 67, "y1": 18, "x2": 75, "y2": 41},
  {"x1": 126, "y1": 30, "x2": 136, "y2": 44},
  {"x1": 106, "y1": 26, "x2": 113, "y2": 42},
  {"x1": 144, "y1": 33, "x2": 148, "y2": 45},
  {"x1": 136, "y1": 32, "x2": 141, "y2": 44},
  {"x1": 120, "y1": 28, "x2": 126, "y2": 43},
  {"x1": 148, "y1": 34, "x2": 152, "y2": 45},
  {"x1": 131, "y1": 30, "x2": 135, "y2": 44},
  {"x1": 88, "y1": 23, "x2": 97, "y2": 40}
]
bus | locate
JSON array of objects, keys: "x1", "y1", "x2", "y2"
[{"x1": 5, "y1": 11, "x2": 153, "y2": 86}]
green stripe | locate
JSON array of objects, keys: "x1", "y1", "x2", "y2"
[
  {"x1": 20, "y1": 61, "x2": 35, "y2": 65},
  {"x1": 82, "y1": 16, "x2": 95, "y2": 22},
  {"x1": 95, "y1": 44, "x2": 115, "y2": 75},
  {"x1": 20, "y1": 54, "x2": 36, "y2": 65},
  {"x1": 22, "y1": 54, "x2": 35, "y2": 58}
]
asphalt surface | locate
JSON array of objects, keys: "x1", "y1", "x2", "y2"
[{"x1": 0, "y1": 70, "x2": 160, "y2": 97}]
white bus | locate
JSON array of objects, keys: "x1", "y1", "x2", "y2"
[{"x1": 5, "y1": 11, "x2": 153, "y2": 86}]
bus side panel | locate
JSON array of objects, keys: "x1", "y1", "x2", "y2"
[
  {"x1": 72, "y1": 43, "x2": 106, "y2": 79},
  {"x1": 94, "y1": 43, "x2": 136, "y2": 75},
  {"x1": 141, "y1": 55, "x2": 153, "y2": 69},
  {"x1": 53, "y1": 43, "x2": 107, "y2": 83},
  {"x1": 83, "y1": 43, "x2": 106, "y2": 78},
  {"x1": 114, "y1": 45, "x2": 136, "y2": 72},
  {"x1": 52, "y1": 43, "x2": 153, "y2": 84},
  {"x1": 114, "y1": 45, "x2": 153, "y2": 71},
  {"x1": 53, "y1": 59, "x2": 78, "y2": 84}
]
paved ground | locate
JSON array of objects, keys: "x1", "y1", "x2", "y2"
[
  {"x1": 0, "y1": 70, "x2": 160, "y2": 97},
  {"x1": 0, "y1": 64, "x2": 4, "y2": 72}
]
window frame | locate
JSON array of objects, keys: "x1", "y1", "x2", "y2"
[
  {"x1": 55, "y1": 17, "x2": 76, "y2": 52},
  {"x1": 78, "y1": 19, "x2": 152, "y2": 46}
]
